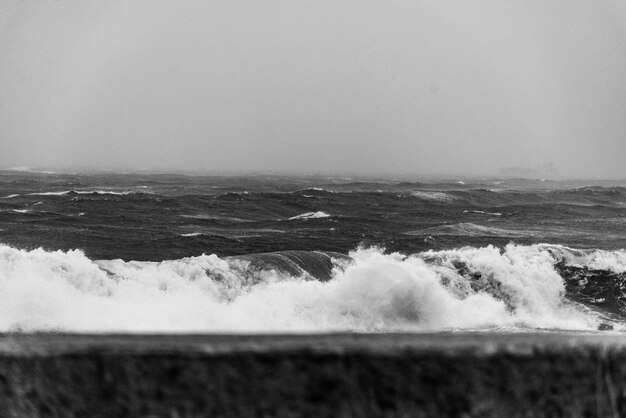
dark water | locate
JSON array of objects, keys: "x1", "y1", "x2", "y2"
[
  {"x1": 0, "y1": 170, "x2": 625, "y2": 332},
  {"x1": 1, "y1": 172, "x2": 624, "y2": 259}
]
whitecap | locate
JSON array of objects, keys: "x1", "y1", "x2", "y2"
[
  {"x1": 410, "y1": 191, "x2": 455, "y2": 202},
  {"x1": 0, "y1": 243, "x2": 603, "y2": 333},
  {"x1": 0, "y1": 209, "x2": 32, "y2": 214},
  {"x1": 463, "y1": 210, "x2": 503, "y2": 216},
  {"x1": 29, "y1": 191, "x2": 70, "y2": 196},
  {"x1": 538, "y1": 244, "x2": 626, "y2": 274},
  {"x1": 288, "y1": 211, "x2": 331, "y2": 220}
]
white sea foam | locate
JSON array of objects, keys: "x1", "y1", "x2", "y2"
[
  {"x1": 29, "y1": 191, "x2": 70, "y2": 196},
  {"x1": 291, "y1": 187, "x2": 335, "y2": 194},
  {"x1": 0, "y1": 243, "x2": 610, "y2": 333},
  {"x1": 410, "y1": 191, "x2": 455, "y2": 202},
  {"x1": 289, "y1": 211, "x2": 331, "y2": 220},
  {"x1": 0, "y1": 209, "x2": 32, "y2": 214},
  {"x1": 2, "y1": 194, "x2": 19, "y2": 199},
  {"x1": 28, "y1": 190, "x2": 148, "y2": 197},
  {"x1": 180, "y1": 214, "x2": 250, "y2": 222},
  {"x1": 75, "y1": 190, "x2": 146, "y2": 196},
  {"x1": 538, "y1": 244, "x2": 626, "y2": 273},
  {"x1": 463, "y1": 210, "x2": 503, "y2": 216}
]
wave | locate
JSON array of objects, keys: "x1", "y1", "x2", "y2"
[
  {"x1": 407, "y1": 223, "x2": 526, "y2": 237},
  {"x1": 288, "y1": 211, "x2": 332, "y2": 220},
  {"x1": 180, "y1": 214, "x2": 251, "y2": 222},
  {"x1": 27, "y1": 190, "x2": 150, "y2": 197},
  {"x1": 28, "y1": 191, "x2": 70, "y2": 196},
  {"x1": 291, "y1": 187, "x2": 336, "y2": 194},
  {"x1": 538, "y1": 244, "x2": 626, "y2": 274},
  {"x1": 406, "y1": 222, "x2": 605, "y2": 240},
  {"x1": 179, "y1": 228, "x2": 285, "y2": 238},
  {"x1": 463, "y1": 210, "x2": 502, "y2": 216},
  {"x1": 410, "y1": 191, "x2": 456, "y2": 202},
  {"x1": 409, "y1": 186, "x2": 626, "y2": 208},
  {"x1": 0, "y1": 243, "x2": 620, "y2": 333},
  {"x1": 9, "y1": 209, "x2": 31, "y2": 214},
  {"x1": 78, "y1": 190, "x2": 153, "y2": 196},
  {"x1": 0, "y1": 209, "x2": 33, "y2": 214}
]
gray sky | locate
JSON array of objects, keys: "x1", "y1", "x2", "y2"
[{"x1": 1, "y1": 1, "x2": 626, "y2": 178}]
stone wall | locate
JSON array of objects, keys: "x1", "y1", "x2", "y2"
[{"x1": 0, "y1": 333, "x2": 624, "y2": 417}]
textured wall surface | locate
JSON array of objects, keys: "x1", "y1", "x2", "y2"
[{"x1": 0, "y1": 333, "x2": 624, "y2": 417}]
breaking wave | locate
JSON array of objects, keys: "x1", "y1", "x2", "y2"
[
  {"x1": 0, "y1": 243, "x2": 622, "y2": 333},
  {"x1": 410, "y1": 191, "x2": 456, "y2": 202},
  {"x1": 27, "y1": 190, "x2": 150, "y2": 197},
  {"x1": 463, "y1": 210, "x2": 502, "y2": 216},
  {"x1": 288, "y1": 211, "x2": 332, "y2": 220}
]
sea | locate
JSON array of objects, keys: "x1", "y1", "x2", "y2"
[{"x1": 0, "y1": 170, "x2": 625, "y2": 333}]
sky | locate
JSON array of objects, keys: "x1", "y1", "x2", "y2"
[{"x1": 1, "y1": 1, "x2": 626, "y2": 178}]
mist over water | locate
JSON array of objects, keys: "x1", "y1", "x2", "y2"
[{"x1": 1, "y1": 1, "x2": 626, "y2": 178}]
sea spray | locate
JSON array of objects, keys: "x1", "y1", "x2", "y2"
[{"x1": 0, "y1": 243, "x2": 612, "y2": 332}]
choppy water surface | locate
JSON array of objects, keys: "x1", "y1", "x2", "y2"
[{"x1": 0, "y1": 171, "x2": 625, "y2": 333}]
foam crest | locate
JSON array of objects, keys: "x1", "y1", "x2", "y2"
[
  {"x1": 410, "y1": 191, "x2": 456, "y2": 202},
  {"x1": 288, "y1": 211, "x2": 331, "y2": 220},
  {"x1": 418, "y1": 244, "x2": 588, "y2": 328},
  {"x1": 0, "y1": 244, "x2": 608, "y2": 333},
  {"x1": 28, "y1": 190, "x2": 150, "y2": 197},
  {"x1": 538, "y1": 244, "x2": 626, "y2": 273},
  {"x1": 408, "y1": 223, "x2": 523, "y2": 237}
]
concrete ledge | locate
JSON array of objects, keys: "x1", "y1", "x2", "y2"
[{"x1": 1, "y1": 332, "x2": 625, "y2": 417}]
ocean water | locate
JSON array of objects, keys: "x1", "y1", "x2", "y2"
[{"x1": 0, "y1": 171, "x2": 625, "y2": 333}]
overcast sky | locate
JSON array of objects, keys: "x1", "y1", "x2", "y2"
[{"x1": 1, "y1": 1, "x2": 625, "y2": 178}]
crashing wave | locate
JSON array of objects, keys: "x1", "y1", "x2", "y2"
[
  {"x1": 537, "y1": 244, "x2": 626, "y2": 274},
  {"x1": 0, "y1": 243, "x2": 620, "y2": 333}
]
